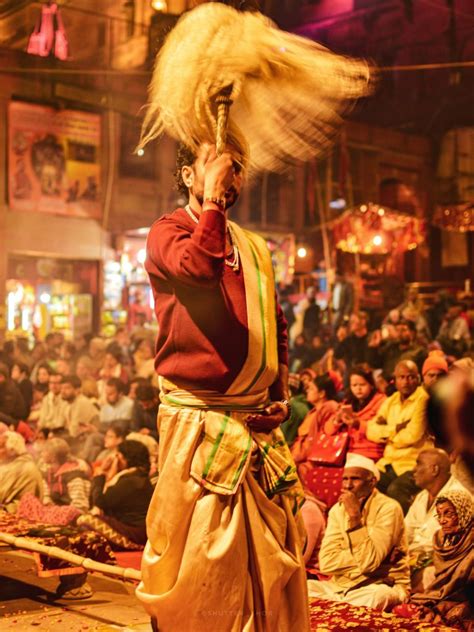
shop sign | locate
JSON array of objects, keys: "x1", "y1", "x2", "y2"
[{"x1": 8, "y1": 101, "x2": 101, "y2": 219}]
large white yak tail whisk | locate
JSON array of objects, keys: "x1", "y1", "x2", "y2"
[{"x1": 140, "y1": 3, "x2": 374, "y2": 173}]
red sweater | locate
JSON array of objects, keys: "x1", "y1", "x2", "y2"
[{"x1": 145, "y1": 208, "x2": 288, "y2": 393}]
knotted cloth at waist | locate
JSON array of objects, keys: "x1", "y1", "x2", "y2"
[{"x1": 158, "y1": 379, "x2": 304, "y2": 513}]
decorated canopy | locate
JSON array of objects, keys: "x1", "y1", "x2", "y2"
[{"x1": 332, "y1": 203, "x2": 425, "y2": 255}]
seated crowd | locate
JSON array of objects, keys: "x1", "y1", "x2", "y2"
[
  {"x1": 285, "y1": 284, "x2": 473, "y2": 628},
  {"x1": 0, "y1": 327, "x2": 158, "y2": 551},
  {"x1": 0, "y1": 286, "x2": 473, "y2": 628}
]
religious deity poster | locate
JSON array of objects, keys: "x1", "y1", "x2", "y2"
[{"x1": 8, "y1": 101, "x2": 101, "y2": 219}]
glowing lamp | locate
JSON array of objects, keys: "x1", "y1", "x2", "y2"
[
  {"x1": 372, "y1": 234, "x2": 383, "y2": 247},
  {"x1": 151, "y1": 0, "x2": 167, "y2": 11},
  {"x1": 297, "y1": 247, "x2": 307, "y2": 258},
  {"x1": 137, "y1": 248, "x2": 147, "y2": 265}
]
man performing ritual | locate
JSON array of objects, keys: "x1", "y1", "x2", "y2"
[
  {"x1": 138, "y1": 140, "x2": 309, "y2": 631},
  {"x1": 134, "y1": 3, "x2": 371, "y2": 630}
]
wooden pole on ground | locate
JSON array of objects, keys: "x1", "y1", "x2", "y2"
[{"x1": 0, "y1": 532, "x2": 142, "y2": 582}]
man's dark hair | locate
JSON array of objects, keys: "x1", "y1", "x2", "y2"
[
  {"x1": 108, "y1": 419, "x2": 129, "y2": 438},
  {"x1": 13, "y1": 362, "x2": 30, "y2": 377},
  {"x1": 106, "y1": 377, "x2": 126, "y2": 394},
  {"x1": 3, "y1": 340, "x2": 15, "y2": 354},
  {"x1": 34, "y1": 383, "x2": 49, "y2": 394},
  {"x1": 174, "y1": 143, "x2": 197, "y2": 198},
  {"x1": 0, "y1": 363, "x2": 10, "y2": 380},
  {"x1": 399, "y1": 319, "x2": 417, "y2": 333},
  {"x1": 136, "y1": 384, "x2": 157, "y2": 402},
  {"x1": 61, "y1": 375, "x2": 81, "y2": 389},
  {"x1": 313, "y1": 373, "x2": 337, "y2": 401},
  {"x1": 354, "y1": 310, "x2": 368, "y2": 323},
  {"x1": 118, "y1": 439, "x2": 150, "y2": 474},
  {"x1": 105, "y1": 343, "x2": 123, "y2": 364},
  {"x1": 130, "y1": 377, "x2": 149, "y2": 387}
]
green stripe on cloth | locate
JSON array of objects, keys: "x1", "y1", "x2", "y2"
[
  {"x1": 202, "y1": 414, "x2": 230, "y2": 479},
  {"x1": 242, "y1": 241, "x2": 267, "y2": 394},
  {"x1": 162, "y1": 394, "x2": 264, "y2": 411},
  {"x1": 260, "y1": 440, "x2": 286, "y2": 462},
  {"x1": 231, "y1": 434, "x2": 252, "y2": 488}
]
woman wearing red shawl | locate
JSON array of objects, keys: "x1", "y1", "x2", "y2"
[
  {"x1": 292, "y1": 367, "x2": 386, "y2": 509},
  {"x1": 291, "y1": 373, "x2": 340, "y2": 508},
  {"x1": 324, "y1": 364, "x2": 386, "y2": 461}
]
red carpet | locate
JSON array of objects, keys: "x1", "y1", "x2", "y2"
[
  {"x1": 115, "y1": 551, "x2": 143, "y2": 572},
  {"x1": 309, "y1": 599, "x2": 456, "y2": 631}
]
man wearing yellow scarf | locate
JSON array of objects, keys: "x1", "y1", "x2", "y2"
[{"x1": 136, "y1": 140, "x2": 309, "y2": 631}]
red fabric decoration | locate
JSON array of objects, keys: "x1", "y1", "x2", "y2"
[
  {"x1": 27, "y1": 3, "x2": 69, "y2": 61},
  {"x1": 308, "y1": 431, "x2": 350, "y2": 467}
]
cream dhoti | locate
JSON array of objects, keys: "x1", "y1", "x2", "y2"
[{"x1": 137, "y1": 398, "x2": 309, "y2": 631}]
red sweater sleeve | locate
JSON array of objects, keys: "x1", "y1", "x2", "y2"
[{"x1": 147, "y1": 209, "x2": 227, "y2": 288}]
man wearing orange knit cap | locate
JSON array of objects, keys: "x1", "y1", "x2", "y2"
[{"x1": 422, "y1": 351, "x2": 448, "y2": 392}]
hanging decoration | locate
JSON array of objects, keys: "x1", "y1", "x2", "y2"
[
  {"x1": 27, "y1": 2, "x2": 69, "y2": 61},
  {"x1": 433, "y1": 204, "x2": 474, "y2": 232},
  {"x1": 435, "y1": 128, "x2": 474, "y2": 232},
  {"x1": 332, "y1": 203, "x2": 425, "y2": 255}
]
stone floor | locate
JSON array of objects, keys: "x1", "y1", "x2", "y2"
[{"x1": 0, "y1": 548, "x2": 151, "y2": 631}]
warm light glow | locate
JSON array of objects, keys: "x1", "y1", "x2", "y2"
[
  {"x1": 137, "y1": 248, "x2": 147, "y2": 265},
  {"x1": 151, "y1": 0, "x2": 167, "y2": 11},
  {"x1": 137, "y1": 148, "x2": 145, "y2": 157},
  {"x1": 120, "y1": 253, "x2": 133, "y2": 276},
  {"x1": 372, "y1": 234, "x2": 383, "y2": 247},
  {"x1": 329, "y1": 197, "x2": 346, "y2": 210},
  {"x1": 360, "y1": 204, "x2": 367, "y2": 213},
  {"x1": 14, "y1": 285, "x2": 24, "y2": 303},
  {"x1": 21, "y1": 308, "x2": 29, "y2": 331},
  {"x1": 378, "y1": 208, "x2": 385, "y2": 216},
  {"x1": 297, "y1": 247, "x2": 307, "y2": 258},
  {"x1": 7, "y1": 293, "x2": 15, "y2": 330},
  {"x1": 39, "y1": 292, "x2": 51, "y2": 304}
]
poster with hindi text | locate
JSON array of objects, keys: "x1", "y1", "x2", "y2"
[{"x1": 8, "y1": 101, "x2": 101, "y2": 219}]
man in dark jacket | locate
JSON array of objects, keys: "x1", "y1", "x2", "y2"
[
  {"x1": 334, "y1": 311, "x2": 372, "y2": 370},
  {"x1": 369, "y1": 320, "x2": 427, "y2": 378},
  {"x1": 131, "y1": 384, "x2": 159, "y2": 440},
  {"x1": 0, "y1": 363, "x2": 27, "y2": 424}
]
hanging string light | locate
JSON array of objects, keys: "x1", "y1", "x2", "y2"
[{"x1": 433, "y1": 204, "x2": 474, "y2": 232}]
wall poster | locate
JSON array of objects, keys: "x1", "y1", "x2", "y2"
[{"x1": 8, "y1": 100, "x2": 101, "y2": 219}]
